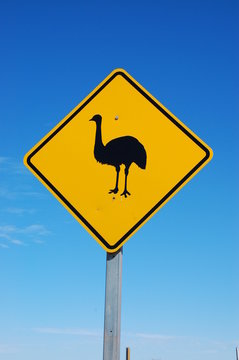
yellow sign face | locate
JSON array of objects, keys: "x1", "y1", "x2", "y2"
[{"x1": 24, "y1": 69, "x2": 213, "y2": 252}]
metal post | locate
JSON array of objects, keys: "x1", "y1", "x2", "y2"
[
  {"x1": 236, "y1": 347, "x2": 239, "y2": 360},
  {"x1": 103, "y1": 247, "x2": 123, "y2": 360},
  {"x1": 126, "y1": 347, "x2": 130, "y2": 360}
]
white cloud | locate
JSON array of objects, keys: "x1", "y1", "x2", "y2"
[
  {"x1": 33, "y1": 328, "x2": 173, "y2": 341},
  {"x1": 0, "y1": 224, "x2": 50, "y2": 248},
  {"x1": 0, "y1": 343, "x2": 19, "y2": 354},
  {"x1": 0, "y1": 157, "x2": 45, "y2": 199},
  {"x1": 32, "y1": 239, "x2": 45, "y2": 244},
  {"x1": 9, "y1": 239, "x2": 25, "y2": 246},
  {"x1": 0, "y1": 243, "x2": 9, "y2": 249},
  {"x1": 0, "y1": 156, "x2": 26, "y2": 175},
  {"x1": 4, "y1": 207, "x2": 35, "y2": 215},
  {"x1": 0, "y1": 234, "x2": 9, "y2": 240},
  {"x1": 0, "y1": 186, "x2": 15, "y2": 199},
  {"x1": 0, "y1": 225, "x2": 16, "y2": 236},
  {"x1": 0, "y1": 186, "x2": 43, "y2": 199},
  {"x1": 0, "y1": 344, "x2": 22, "y2": 354},
  {"x1": 20, "y1": 224, "x2": 50, "y2": 235},
  {"x1": 19, "y1": 191, "x2": 43, "y2": 197},
  {"x1": 33, "y1": 327, "x2": 101, "y2": 337},
  {"x1": 135, "y1": 333, "x2": 175, "y2": 341},
  {"x1": 0, "y1": 157, "x2": 9, "y2": 164},
  {"x1": 0, "y1": 224, "x2": 50, "y2": 236}
]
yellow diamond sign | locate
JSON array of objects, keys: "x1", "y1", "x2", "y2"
[{"x1": 24, "y1": 69, "x2": 213, "y2": 252}]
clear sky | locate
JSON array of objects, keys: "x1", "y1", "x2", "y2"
[{"x1": 0, "y1": 1, "x2": 238, "y2": 360}]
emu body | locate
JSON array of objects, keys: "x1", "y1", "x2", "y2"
[{"x1": 90, "y1": 114, "x2": 146, "y2": 197}]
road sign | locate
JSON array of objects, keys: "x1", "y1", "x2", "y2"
[{"x1": 24, "y1": 68, "x2": 213, "y2": 252}]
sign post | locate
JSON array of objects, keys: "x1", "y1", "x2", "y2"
[{"x1": 103, "y1": 248, "x2": 123, "y2": 360}]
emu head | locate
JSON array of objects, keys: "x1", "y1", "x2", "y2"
[{"x1": 89, "y1": 114, "x2": 102, "y2": 124}]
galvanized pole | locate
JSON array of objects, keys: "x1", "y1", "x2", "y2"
[
  {"x1": 103, "y1": 248, "x2": 123, "y2": 360},
  {"x1": 236, "y1": 347, "x2": 239, "y2": 360}
]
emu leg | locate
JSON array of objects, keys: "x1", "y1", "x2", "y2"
[
  {"x1": 121, "y1": 165, "x2": 131, "y2": 198},
  {"x1": 109, "y1": 165, "x2": 120, "y2": 194}
]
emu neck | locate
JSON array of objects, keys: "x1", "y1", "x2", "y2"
[{"x1": 94, "y1": 122, "x2": 104, "y2": 154}]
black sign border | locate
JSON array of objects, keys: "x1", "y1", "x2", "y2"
[{"x1": 27, "y1": 70, "x2": 211, "y2": 251}]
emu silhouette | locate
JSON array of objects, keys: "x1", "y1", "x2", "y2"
[{"x1": 90, "y1": 114, "x2": 147, "y2": 197}]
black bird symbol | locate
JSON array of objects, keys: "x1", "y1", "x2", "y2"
[{"x1": 90, "y1": 114, "x2": 147, "y2": 197}]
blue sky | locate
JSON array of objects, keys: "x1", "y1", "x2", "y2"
[{"x1": 0, "y1": 1, "x2": 238, "y2": 359}]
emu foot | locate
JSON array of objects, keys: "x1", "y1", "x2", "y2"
[
  {"x1": 120, "y1": 190, "x2": 131, "y2": 198},
  {"x1": 109, "y1": 188, "x2": 119, "y2": 194}
]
